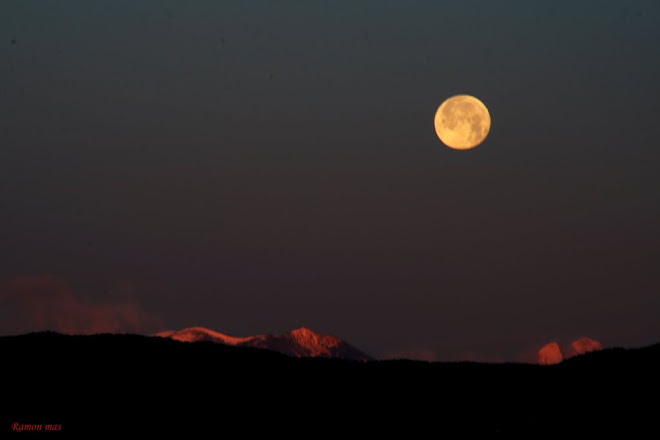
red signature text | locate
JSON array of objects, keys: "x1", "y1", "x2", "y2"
[{"x1": 11, "y1": 422, "x2": 62, "y2": 432}]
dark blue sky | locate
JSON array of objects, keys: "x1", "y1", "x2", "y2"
[{"x1": 1, "y1": 1, "x2": 659, "y2": 360}]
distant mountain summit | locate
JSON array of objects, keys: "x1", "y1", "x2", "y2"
[
  {"x1": 154, "y1": 327, "x2": 256, "y2": 345},
  {"x1": 155, "y1": 326, "x2": 372, "y2": 361}
]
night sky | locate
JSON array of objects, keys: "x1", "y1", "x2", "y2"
[{"x1": 2, "y1": 1, "x2": 659, "y2": 361}]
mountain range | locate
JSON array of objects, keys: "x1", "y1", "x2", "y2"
[
  {"x1": 2, "y1": 331, "x2": 658, "y2": 436},
  {"x1": 155, "y1": 326, "x2": 372, "y2": 361}
]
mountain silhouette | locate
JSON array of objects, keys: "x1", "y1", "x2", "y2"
[
  {"x1": 2, "y1": 332, "x2": 658, "y2": 436},
  {"x1": 155, "y1": 326, "x2": 373, "y2": 361}
]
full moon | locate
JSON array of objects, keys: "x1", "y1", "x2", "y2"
[{"x1": 434, "y1": 95, "x2": 491, "y2": 150}]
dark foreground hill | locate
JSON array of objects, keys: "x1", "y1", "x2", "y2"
[{"x1": 2, "y1": 332, "x2": 659, "y2": 436}]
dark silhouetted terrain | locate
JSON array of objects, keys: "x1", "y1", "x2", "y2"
[{"x1": 3, "y1": 332, "x2": 659, "y2": 436}]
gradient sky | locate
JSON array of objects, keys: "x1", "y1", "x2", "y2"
[{"x1": 1, "y1": 1, "x2": 659, "y2": 361}]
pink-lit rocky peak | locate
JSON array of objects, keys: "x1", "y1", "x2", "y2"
[
  {"x1": 537, "y1": 337, "x2": 604, "y2": 365},
  {"x1": 538, "y1": 342, "x2": 563, "y2": 365},
  {"x1": 284, "y1": 327, "x2": 342, "y2": 356},
  {"x1": 155, "y1": 326, "x2": 372, "y2": 362},
  {"x1": 569, "y1": 337, "x2": 603, "y2": 357}
]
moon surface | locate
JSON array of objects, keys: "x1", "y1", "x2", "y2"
[{"x1": 434, "y1": 95, "x2": 491, "y2": 150}]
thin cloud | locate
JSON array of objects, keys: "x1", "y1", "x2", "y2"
[{"x1": 0, "y1": 275, "x2": 161, "y2": 335}]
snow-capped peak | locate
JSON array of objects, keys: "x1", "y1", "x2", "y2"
[
  {"x1": 154, "y1": 326, "x2": 372, "y2": 361},
  {"x1": 155, "y1": 326, "x2": 256, "y2": 345},
  {"x1": 285, "y1": 327, "x2": 341, "y2": 356}
]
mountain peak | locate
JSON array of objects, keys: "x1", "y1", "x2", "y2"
[
  {"x1": 155, "y1": 326, "x2": 256, "y2": 345},
  {"x1": 155, "y1": 326, "x2": 372, "y2": 361},
  {"x1": 288, "y1": 326, "x2": 332, "y2": 341},
  {"x1": 285, "y1": 327, "x2": 341, "y2": 356},
  {"x1": 290, "y1": 326, "x2": 314, "y2": 335}
]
